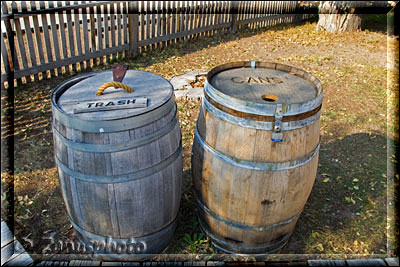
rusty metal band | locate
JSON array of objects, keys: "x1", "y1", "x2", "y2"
[
  {"x1": 70, "y1": 214, "x2": 178, "y2": 243},
  {"x1": 69, "y1": 214, "x2": 178, "y2": 254},
  {"x1": 204, "y1": 93, "x2": 322, "y2": 123},
  {"x1": 52, "y1": 108, "x2": 178, "y2": 153},
  {"x1": 205, "y1": 61, "x2": 324, "y2": 117},
  {"x1": 194, "y1": 127, "x2": 320, "y2": 171},
  {"x1": 194, "y1": 190, "x2": 302, "y2": 232},
  {"x1": 198, "y1": 218, "x2": 292, "y2": 255},
  {"x1": 202, "y1": 95, "x2": 321, "y2": 131}
]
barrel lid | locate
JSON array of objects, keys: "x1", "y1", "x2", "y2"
[
  {"x1": 205, "y1": 61, "x2": 323, "y2": 116},
  {"x1": 53, "y1": 70, "x2": 173, "y2": 121}
]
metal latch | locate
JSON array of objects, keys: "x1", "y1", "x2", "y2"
[
  {"x1": 271, "y1": 104, "x2": 283, "y2": 142},
  {"x1": 112, "y1": 64, "x2": 129, "y2": 88}
]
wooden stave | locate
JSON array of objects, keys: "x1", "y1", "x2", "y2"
[
  {"x1": 52, "y1": 82, "x2": 183, "y2": 257},
  {"x1": 196, "y1": 97, "x2": 321, "y2": 163},
  {"x1": 192, "y1": 123, "x2": 320, "y2": 253},
  {"x1": 192, "y1": 137, "x2": 319, "y2": 253}
]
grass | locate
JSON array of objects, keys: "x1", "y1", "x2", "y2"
[{"x1": 1, "y1": 18, "x2": 398, "y2": 261}]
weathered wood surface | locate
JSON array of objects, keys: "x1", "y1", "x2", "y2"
[
  {"x1": 52, "y1": 70, "x2": 182, "y2": 258},
  {"x1": 1, "y1": 220, "x2": 34, "y2": 266},
  {"x1": 209, "y1": 67, "x2": 317, "y2": 105},
  {"x1": 192, "y1": 62, "x2": 322, "y2": 254},
  {"x1": 1, "y1": 1, "x2": 312, "y2": 88},
  {"x1": 308, "y1": 260, "x2": 347, "y2": 266}
]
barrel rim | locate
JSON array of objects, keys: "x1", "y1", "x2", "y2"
[
  {"x1": 51, "y1": 71, "x2": 176, "y2": 132},
  {"x1": 51, "y1": 69, "x2": 174, "y2": 122},
  {"x1": 205, "y1": 61, "x2": 323, "y2": 117}
]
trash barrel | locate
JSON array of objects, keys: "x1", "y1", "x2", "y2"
[
  {"x1": 191, "y1": 61, "x2": 323, "y2": 254},
  {"x1": 51, "y1": 68, "x2": 182, "y2": 259}
]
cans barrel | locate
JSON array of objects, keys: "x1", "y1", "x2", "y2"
[
  {"x1": 51, "y1": 69, "x2": 182, "y2": 259},
  {"x1": 191, "y1": 61, "x2": 323, "y2": 254}
]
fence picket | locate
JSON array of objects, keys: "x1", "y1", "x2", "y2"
[
  {"x1": 1, "y1": 7, "x2": 11, "y2": 86},
  {"x1": 128, "y1": 1, "x2": 138, "y2": 58},
  {"x1": 123, "y1": 2, "x2": 128, "y2": 46},
  {"x1": 1, "y1": 2, "x2": 14, "y2": 83},
  {"x1": 30, "y1": 1, "x2": 47, "y2": 79},
  {"x1": 89, "y1": 5, "x2": 96, "y2": 64},
  {"x1": 80, "y1": 1, "x2": 90, "y2": 68},
  {"x1": 73, "y1": 1, "x2": 83, "y2": 70},
  {"x1": 20, "y1": 1, "x2": 38, "y2": 81},
  {"x1": 151, "y1": 1, "x2": 156, "y2": 49},
  {"x1": 38, "y1": 1, "x2": 55, "y2": 77},
  {"x1": 48, "y1": 1, "x2": 61, "y2": 75},
  {"x1": 146, "y1": 1, "x2": 150, "y2": 49}
]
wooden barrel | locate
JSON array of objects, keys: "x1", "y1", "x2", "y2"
[
  {"x1": 192, "y1": 61, "x2": 323, "y2": 254},
  {"x1": 51, "y1": 70, "x2": 182, "y2": 259}
]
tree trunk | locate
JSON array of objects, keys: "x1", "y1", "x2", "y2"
[{"x1": 316, "y1": 1, "x2": 365, "y2": 33}]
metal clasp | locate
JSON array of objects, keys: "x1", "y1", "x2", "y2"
[
  {"x1": 271, "y1": 104, "x2": 283, "y2": 142},
  {"x1": 112, "y1": 64, "x2": 129, "y2": 88}
]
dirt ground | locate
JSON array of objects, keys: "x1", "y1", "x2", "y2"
[{"x1": 2, "y1": 16, "x2": 398, "y2": 261}]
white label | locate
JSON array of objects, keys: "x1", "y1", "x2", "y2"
[{"x1": 73, "y1": 97, "x2": 148, "y2": 114}]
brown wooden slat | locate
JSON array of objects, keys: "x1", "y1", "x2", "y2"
[
  {"x1": 145, "y1": 1, "x2": 150, "y2": 50},
  {"x1": 155, "y1": 1, "x2": 161, "y2": 47},
  {"x1": 215, "y1": 1, "x2": 220, "y2": 34},
  {"x1": 128, "y1": 1, "x2": 138, "y2": 57},
  {"x1": 89, "y1": 6, "x2": 96, "y2": 66},
  {"x1": 171, "y1": 1, "x2": 176, "y2": 45},
  {"x1": 116, "y1": 2, "x2": 122, "y2": 58},
  {"x1": 197, "y1": 1, "x2": 203, "y2": 37},
  {"x1": 104, "y1": 3, "x2": 110, "y2": 64},
  {"x1": 110, "y1": 2, "x2": 116, "y2": 49},
  {"x1": 162, "y1": 1, "x2": 167, "y2": 48},
  {"x1": 122, "y1": 2, "x2": 128, "y2": 45},
  {"x1": 166, "y1": 1, "x2": 171, "y2": 46},
  {"x1": 20, "y1": 1, "x2": 39, "y2": 81},
  {"x1": 1, "y1": 2, "x2": 13, "y2": 82},
  {"x1": 206, "y1": 1, "x2": 212, "y2": 36},
  {"x1": 81, "y1": 1, "x2": 90, "y2": 69},
  {"x1": 11, "y1": 2, "x2": 28, "y2": 78},
  {"x1": 96, "y1": 4, "x2": 103, "y2": 65},
  {"x1": 56, "y1": 1, "x2": 68, "y2": 63},
  {"x1": 158, "y1": 1, "x2": 163, "y2": 48},
  {"x1": 64, "y1": 1, "x2": 76, "y2": 73},
  {"x1": 48, "y1": 1, "x2": 62, "y2": 76},
  {"x1": 72, "y1": 1, "x2": 83, "y2": 70},
  {"x1": 189, "y1": 1, "x2": 195, "y2": 39},
  {"x1": 151, "y1": 1, "x2": 156, "y2": 49},
  {"x1": 179, "y1": 1, "x2": 184, "y2": 42},
  {"x1": 30, "y1": 1, "x2": 46, "y2": 77},
  {"x1": 139, "y1": 1, "x2": 144, "y2": 52}
]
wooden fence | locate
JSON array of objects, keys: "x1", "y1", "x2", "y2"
[{"x1": 1, "y1": 1, "x2": 316, "y2": 89}]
